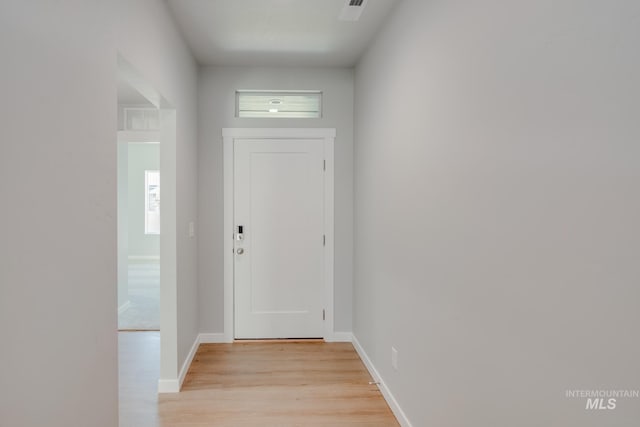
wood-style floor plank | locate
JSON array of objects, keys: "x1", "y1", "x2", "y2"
[
  {"x1": 162, "y1": 341, "x2": 399, "y2": 426},
  {"x1": 120, "y1": 334, "x2": 399, "y2": 426}
]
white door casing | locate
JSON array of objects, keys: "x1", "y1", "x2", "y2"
[{"x1": 223, "y1": 128, "x2": 335, "y2": 341}]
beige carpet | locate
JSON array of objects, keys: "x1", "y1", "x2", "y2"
[{"x1": 118, "y1": 261, "x2": 160, "y2": 330}]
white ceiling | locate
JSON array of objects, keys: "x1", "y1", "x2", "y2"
[{"x1": 165, "y1": 0, "x2": 400, "y2": 67}]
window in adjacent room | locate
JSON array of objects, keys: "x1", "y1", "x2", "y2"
[{"x1": 145, "y1": 170, "x2": 160, "y2": 235}]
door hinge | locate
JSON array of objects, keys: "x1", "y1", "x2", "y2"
[
  {"x1": 323, "y1": 235, "x2": 326, "y2": 246},
  {"x1": 323, "y1": 309, "x2": 325, "y2": 321},
  {"x1": 323, "y1": 159, "x2": 326, "y2": 171}
]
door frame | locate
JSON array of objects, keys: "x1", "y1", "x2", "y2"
[
  {"x1": 222, "y1": 128, "x2": 336, "y2": 342},
  {"x1": 117, "y1": 54, "x2": 179, "y2": 393}
]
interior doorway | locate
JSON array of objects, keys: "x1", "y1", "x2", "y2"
[
  {"x1": 117, "y1": 54, "x2": 180, "y2": 404},
  {"x1": 117, "y1": 126, "x2": 161, "y2": 331},
  {"x1": 116, "y1": 80, "x2": 161, "y2": 331}
]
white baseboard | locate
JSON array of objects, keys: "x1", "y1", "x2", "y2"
[
  {"x1": 158, "y1": 332, "x2": 229, "y2": 393},
  {"x1": 118, "y1": 300, "x2": 131, "y2": 315},
  {"x1": 128, "y1": 255, "x2": 160, "y2": 262},
  {"x1": 325, "y1": 331, "x2": 353, "y2": 342},
  {"x1": 199, "y1": 333, "x2": 227, "y2": 343},
  {"x1": 158, "y1": 333, "x2": 200, "y2": 394},
  {"x1": 178, "y1": 334, "x2": 201, "y2": 390},
  {"x1": 157, "y1": 379, "x2": 180, "y2": 393},
  {"x1": 352, "y1": 335, "x2": 413, "y2": 427}
]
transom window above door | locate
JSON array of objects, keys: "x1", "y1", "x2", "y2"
[{"x1": 236, "y1": 90, "x2": 322, "y2": 118}]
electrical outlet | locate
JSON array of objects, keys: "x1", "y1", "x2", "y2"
[
  {"x1": 391, "y1": 347, "x2": 398, "y2": 371},
  {"x1": 189, "y1": 221, "x2": 195, "y2": 238}
]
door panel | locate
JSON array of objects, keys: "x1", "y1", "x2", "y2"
[{"x1": 234, "y1": 139, "x2": 325, "y2": 339}]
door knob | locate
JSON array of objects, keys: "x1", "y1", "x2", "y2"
[{"x1": 236, "y1": 248, "x2": 244, "y2": 255}]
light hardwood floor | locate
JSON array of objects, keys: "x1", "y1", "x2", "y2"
[{"x1": 119, "y1": 333, "x2": 399, "y2": 426}]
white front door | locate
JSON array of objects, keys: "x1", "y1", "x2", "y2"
[{"x1": 233, "y1": 138, "x2": 325, "y2": 339}]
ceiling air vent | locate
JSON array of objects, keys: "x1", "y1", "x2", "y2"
[{"x1": 339, "y1": 0, "x2": 368, "y2": 21}]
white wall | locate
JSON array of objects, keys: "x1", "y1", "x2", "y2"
[
  {"x1": 198, "y1": 66, "x2": 354, "y2": 335},
  {"x1": 354, "y1": 0, "x2": 640, "y2": 426},
  {"x1": 118, "y1": 142, "x2": 129, "y2": 310},
  {"x1": 0, "y1": 1, "x2": 198, "y2": 425},
  {"x1": 114, "y1": 0, "x2": 200, "y2": 388},
  {"x1": 127, "y1": 144, "x2": 160, "y2": 258}
]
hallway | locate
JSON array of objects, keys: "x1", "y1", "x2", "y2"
[{"x1": 4, "y1": 1, "x2": 639, "y2": 426}]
